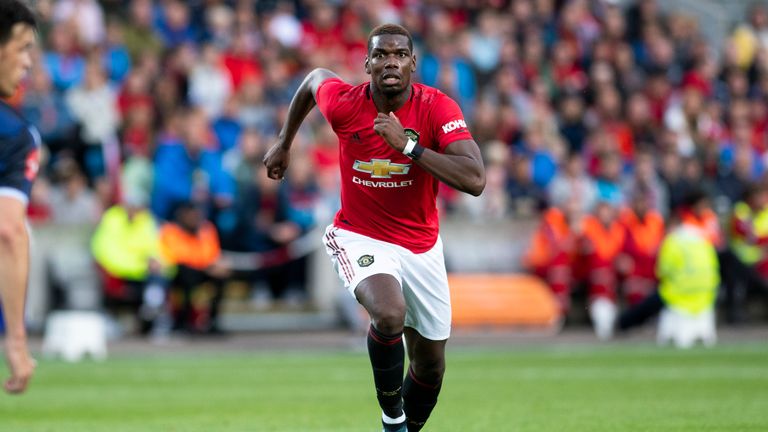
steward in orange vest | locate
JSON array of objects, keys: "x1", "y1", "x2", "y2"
[{"x1": 618, "y1": 190, "x2": 665, "y2": 305}]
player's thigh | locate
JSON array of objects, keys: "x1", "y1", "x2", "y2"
[
  {"x1": 355, "y1": 273, "x2": 406, "y2": 328},
  {"x1": 323, "y1": 225, "x2": 406, "y2": 314},
  {"x1": 401, "y1": 237, "x2": 451, "y2": 341}
]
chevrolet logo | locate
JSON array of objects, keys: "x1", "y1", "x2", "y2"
[{"x1": 353, "y1": 159, "x2": 411, "y2": 178}]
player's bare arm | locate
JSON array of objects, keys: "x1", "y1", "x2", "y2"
[
  {"x1": 0, "y1": 197, "x2": 35, "y2": 394},
  {"x1": 263, "y1": 68, "x2": 339, "y2": 180},
  {"x1": 373, "y1": 112, "x2": 485, "y2": 196}
]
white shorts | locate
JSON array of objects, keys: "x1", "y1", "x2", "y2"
[{"x1": 323, "y1": 225, "x2": 451, "y2": 340}]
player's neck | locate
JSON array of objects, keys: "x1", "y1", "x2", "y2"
[{"x1": 370, "y1": 84, "x2": 411, "y2": 114}]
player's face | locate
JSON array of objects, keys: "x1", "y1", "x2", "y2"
[
  {"x1": 0, "y1": 24, "x2": 36, "y2": 99},
  {"x1": 366, "y1": 34, "x2": 415, "y2": 96}
]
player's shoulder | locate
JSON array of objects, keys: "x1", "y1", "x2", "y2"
[
  {"x1": 319, "y1": 76, "x2": 359, "y2": 94},
  {"x1": 412, "y1": 83, "x2": 454, "y2": 105},
  {"x1": 0, "y1": 101, "x2": 27, "y2": 138},
  {"x1": 319, "y1": 78, "x2": 366, "y2": 111}
]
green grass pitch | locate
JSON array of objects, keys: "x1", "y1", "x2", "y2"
[{"x1": 2, "y1": 342, "x2": 767, "y2": 431}]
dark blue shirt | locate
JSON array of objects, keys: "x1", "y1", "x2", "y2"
[{"x1": 0, "y1": 100, "x2": 41, "y2": 204}]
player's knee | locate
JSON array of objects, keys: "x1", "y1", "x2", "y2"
[
  {"x1": 0, "y1": 220, "x2": 25, "y2": 249},
  {"x1": 371, "y1": 306, "x2": 406, "y2": 335}
]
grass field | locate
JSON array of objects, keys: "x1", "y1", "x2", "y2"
[{"x1": 2, "y1": 341, "x2": 767, "y2": 432}]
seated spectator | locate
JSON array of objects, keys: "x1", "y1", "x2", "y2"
[
  {"x1": 548, "y1": 152, "x2": 597, "y2": 214},
  {"x1": 594, "y1": 151, "x2": 625, "y2": 207},
  {"x1": 506, "y1": 154, "x2": 547, "y2": 217},
  {"x1": 622, "y1": 151, "x2": 667, "y2": 215},
  {"x1": 91, "y1": 193, "x2": 168, "y2": 335},
  {"x1": 64, "y1": 58, "x2": 120, "y2": 181},
  {"x1": 48, "y1": 158, "x2": 101, "y2": 225},
  {"x1": 159, "y1": 202, "x2": 230, "y2": 334},
  {"x1": 525, "y1": 196, "x2": 584, "y2": 315},
  {"x1": 557, "y1": 92, "x2": 588, "y2": 154},
  {"x1": 580, "y1": 195, "x2": 626, "y2": 340},
  {"x1": 20, "y1": 67, "x2": 76, "y2": 152},
  {"x1": 618, "y1": 187, "x2": 665, "y2": 306},
  {"x1": 151, "y1": 107, "x2": 235, "y2": 221}
]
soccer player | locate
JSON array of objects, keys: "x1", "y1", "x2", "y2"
[
  {"x1": 0, "y1": 0, "x2": 40, "y2": 394},
  {"x1": 263, "y1": 24, "x2": 485, "y2": 432}
]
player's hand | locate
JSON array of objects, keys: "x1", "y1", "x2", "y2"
[
  {"x1": 373, "y1": 112, "x2": 408, "y2": 152},
  {"x1": 263, "y1": 142, "x2": 291, "y2": 180},
  {"x1": 4, "y1": 337, "x2": 35, "y2": 395}
]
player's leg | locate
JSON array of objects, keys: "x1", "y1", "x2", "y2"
[
  {"x1": 398, "y1": 235, "x2": 452, "y2": 431},
  {"x1": 322, "y1": 225, "x2": 408, "y2": 430},
  {"x1": 403, "y1": 328, "x2": 446, "y2": 431},
  {"x1": 355, "y1": 274, "x2": 408, "y2": 428}
]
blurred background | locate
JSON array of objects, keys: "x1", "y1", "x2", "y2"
[{"x1": 5, "y1": 0, "x2": 768, "y2": 342}]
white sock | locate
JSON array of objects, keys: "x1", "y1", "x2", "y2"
[{"x1": 382, "y1": 412, "x2": 406, "y2": 424}]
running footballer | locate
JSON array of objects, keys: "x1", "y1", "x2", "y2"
[
  {"x1": 0, "y1": 0, "x2": 39, "y2": 395},
  {"x1": 264, "y1": 24, "x2": 485, "y2": 431}
]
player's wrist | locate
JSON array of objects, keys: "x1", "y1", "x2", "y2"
[
  {"x1": 402, "y1": 138, "x2": 425, "y2": 160},
  {"x1": 4, "y1": 332, "x2": 27, "y2": 347}
]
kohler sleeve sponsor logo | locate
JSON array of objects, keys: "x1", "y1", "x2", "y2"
[{"x1": 441, "y1": 119, "x2": 467, "y2": 134}]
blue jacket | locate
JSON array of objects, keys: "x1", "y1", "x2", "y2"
[{"x1": 150, "y1": 138, "x2": 234, "y2": 220}]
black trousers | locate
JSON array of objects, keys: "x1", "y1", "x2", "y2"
[
  {"x1": 618, "y1": 290, "x2": 664, "y2": 331},
  {"x1": 173, "y1": 265, "x2": 224, "y2": 331},
  {"x1": 718, "y1": 249, "x2": 768, "y2": 323}
]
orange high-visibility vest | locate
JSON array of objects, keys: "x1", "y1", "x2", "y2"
[
  {"x1": 159, "y1": 222, "x2": 221, "y2": 270},
  {"x1": 619, "y1": 208, "x2": 665, "y2": 256},
  {"x1": 581, "y1": 215, "x2": 626, "y2": 261},
  {"x1": 681, "y1": 209, "x2": 722, "y2": 247},
  {"x1": 526, "y1": 208, "x2": 576, "y2": 268}
]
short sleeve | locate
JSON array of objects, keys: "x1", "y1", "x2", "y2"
[
  {"x1": 315, "y1": 78, "x2": 349, "y2": 127},
  {"x1": 430, "y1": 93, "x2": 474, "y2": 152},
  {"x1": 0, "y1": 128, "x2": 39, "y2": 204}
]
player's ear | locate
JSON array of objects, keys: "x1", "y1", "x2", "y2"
[
  {"x1": 365, "y1": 56, "x2": 371, "y2": 75},
  {"x1": 411, "y1": 54, "x2": 416, "y2": 73}
]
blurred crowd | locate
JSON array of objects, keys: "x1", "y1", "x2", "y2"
[{"x1": 9, "y1": 0, "x2": 768, "y2": 335}]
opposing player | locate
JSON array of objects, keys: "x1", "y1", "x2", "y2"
[
  {"x1": 264, "y1": 24, "x2": 485, "y2": 432},
  {"x1": 0, "y1": 0, "x2": 39, "y2": 395}
]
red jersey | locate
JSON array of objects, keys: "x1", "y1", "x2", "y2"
[{"x1": 316, "y1": 78, "x2": 473, "y2": 253}]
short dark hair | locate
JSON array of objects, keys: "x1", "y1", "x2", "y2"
[
  {"x1": 0, "y1": 0, "x2": 37, "y2": 45},
  {"x1": 367, "y1": 24, "x2": 413, "y2": 54}
]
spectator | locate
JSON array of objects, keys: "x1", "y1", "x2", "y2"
[
  {"x1": 122, "y1": 0, "x2": 163, "y2": 62},
  {"x1": 52, "y1": 0, "x2": 105, "y2": 48},
  {"x1": 103, "y1": 19, "x2": 132, "y2": 83},
  {"x1": 154, "y1": 0, "x2": 199, "y2": 48},
  {"x1": 557, "y1": 92, "x2": 589, "y2": 154},
  {"x1": 525, "y1": 195, "x2": 585, "y2": 315},
  {"x1": 721, "y1": 184, "x2": 768, "y2": 323},
  {"x1": 730, "y1": 3, "x2": 768, "y2": 69},
  {"x1": 622, "y1": 151, "x2": 667, "y2": 215},
  {"x1": 91, "y1": 193, "x2": 168, "y2": 335},
  {"x1": 594, "y1": 151, "x2": 625, "y2": 207},
  {"x1": 48, "y1": 158, "x2": 101, "y2": 225},
  {"x1": 188, "y1": 43, "x2": 232, "y2": 119},
  {"x1": 618, "y1": 186, "x2": 665, "y2": 306},
  {"x1": 65, "y1": 58, "x2": 120, "y2": 180},
  {"x1": 20, "y1": 67, "x2": 76, "y2": 154},
  {"x1": 150, "y1": 107, "x2": 234, "y2": 220},
  {"x1": 548, "y1": 151, "x2": 597, "y2": 214},
  {"x1": 43, "y1": 24, "x2": 86, "y2": 91},
  {"x1": 580, "y1": 195, "x2": 625, "y2": 340},
  {"x1": 159, "y1": 202, "x2": 230, "y2": 334}
]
